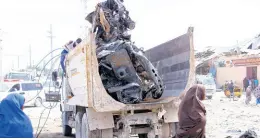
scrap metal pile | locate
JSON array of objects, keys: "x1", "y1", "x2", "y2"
[{"x1": 86, "y1": 0, "x2": 164, "y2": 104}]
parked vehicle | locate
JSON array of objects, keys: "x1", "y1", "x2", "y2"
[
  {"x1": 4, "y1": 71, "x2": 33, "y2": 82},
  {"x1": 0, "y1": 82, "x2": 44, "y2": 107},
  {"x1": 196, "y1": 74, "x2": 216, "y2": 99}
]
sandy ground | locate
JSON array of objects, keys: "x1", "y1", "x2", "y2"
[
  {"x1": 23, "y1": 92, "x2": 260, "y2": 138},
  {"x1": 204, "y1": 92, "x2": 260, "y2": 138}
]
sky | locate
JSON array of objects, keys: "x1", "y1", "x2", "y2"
[{"x1": 1, "y1": 0, "x2": 260, "y2": 73}]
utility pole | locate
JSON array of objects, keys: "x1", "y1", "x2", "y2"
[
  {"x1": 29, "y1": 44, "x2": 32, "y2": 68},
  {"x1": 47, "y1": 24, "x2": 55, "y2": 66},
  {"x1": 17, "y1": 56, "x2": 20, "y2": 69},
  {"x1": 0, "y1": 29, "x2": 3, "y2": 88}
]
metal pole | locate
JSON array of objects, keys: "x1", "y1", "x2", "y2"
[
  {"x1": 17, "y1": 56, "x2": 19, "y2": 69},
  {"x1": 47, "y1": 24, "x2": 54, "y2": 66},
  {"x1": 0, "y1": 29, "x2": 3, "y2": 88},
  {"x1": 0, "y1": 35, "x2": 3, "y2": 88},
  {"x1": 29, "y1": 44, "x2": 32, "y2": 68}
]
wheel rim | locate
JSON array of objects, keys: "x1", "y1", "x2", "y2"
[{"x1": 35, "y1": 98, "x2": 42, "y2": 106}]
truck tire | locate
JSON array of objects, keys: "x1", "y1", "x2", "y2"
[
  {"x1": 138, "y1": 134, "x2": 148, "y2": 138},
  {"x1": 207, "y1": 96, "x2": 212, "y2": 99},
  {"x1": 62, "y1": 112, "x2": 72, "y2": 136},
  {"x1": 34, "y1": 97, "x2": 42, "y2": 107},
  {"x1": 161, "y1": 123, "x2": 170, "y2": 137},
  {"x1": 75, "y1": 112, "x2": 84, "y2": 138},
  {"x1": 169, "y1": 122, "x2": 178, "y2": 137},
  {"x1": 81, "y1": 112, "x2": 96, "y2": 138}
]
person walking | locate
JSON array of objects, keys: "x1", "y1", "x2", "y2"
[
  {"x1": 254, "y1": 79, "x2": 258, "y2": 89},
  {"x1": 176, "y1": 85, "x2": 206, "y2": 138},
  {"x1": 251, "y1": 85, "x2": 260, "y2": 105},
  {"x1": 228, "y1": 80, "x2": 234, "y2": 101},
  {"x1": 252, "y1": 79, "x2": 255, "y2": 90},
  {"x1": 245, "y1": 86, "x2": 252, "y2": 105},
  {"x1": 243, "y1": 77, "x2": 249, "y2": 91},
  {"x1": 0, "y1": 93, "x2": 33, "y2": 137}
]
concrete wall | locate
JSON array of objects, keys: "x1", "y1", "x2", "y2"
[
  {"x1": 216, "y1": 67, "x2": 246, "y2": 87},
  {"x1": 217, "y1": 65, "x2": 260, "y2": 87}
]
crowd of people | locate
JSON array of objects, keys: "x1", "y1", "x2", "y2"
[{"x1": 243, "y1": 77, "x2": 260, "y2": 105}]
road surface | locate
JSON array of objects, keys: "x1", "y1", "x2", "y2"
[{"x1": 24, "y1": 92, "x2": 260, "y2": 138}]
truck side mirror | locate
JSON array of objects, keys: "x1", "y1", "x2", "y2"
[
  {"x1": 55, "y1": 81, "x2": 60, "y2": 88},
  {"x1": 52, "y1": 71, "x2": 58, "y2": 82}
]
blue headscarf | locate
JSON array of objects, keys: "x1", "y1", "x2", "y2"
[{"x1": 0, "y1": 93, "x2": 33, "y2": 138}]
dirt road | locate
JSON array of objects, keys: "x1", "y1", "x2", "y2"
[
  {"x1": 204, "y1": 92, "x2": 260, "y2": 138},
  {"x1": 24, "y1": 103, "x2": 72, "y2": 138},
  {"x1": 23, "y1": 92, "x2": 259, "y2": 138}
]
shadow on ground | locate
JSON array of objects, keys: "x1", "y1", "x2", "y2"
[{"x1": 36, "y1": 132, "x2": 75, "y2": 138}]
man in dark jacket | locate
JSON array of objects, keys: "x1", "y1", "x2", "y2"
[
  {"x1": 228, "y1": 80, "x2": 234, "y2": 101},
  {"x1": 243, "y1": 77, "x2": 249, "y2": 91}
]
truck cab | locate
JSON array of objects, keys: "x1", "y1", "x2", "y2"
[{"x1": 4, "y1": 71, "x2": 33, "y2": 82}]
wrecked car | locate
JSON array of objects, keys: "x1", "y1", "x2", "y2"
[{"x1": 85, "y1": 0, "x2": 164, "y2": 104}]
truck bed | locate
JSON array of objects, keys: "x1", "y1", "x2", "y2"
[{"x1": 65, "y1": 27, "x2": 195, "y2": 112}]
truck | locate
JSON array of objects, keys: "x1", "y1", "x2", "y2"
[
  {"x1": 59, "y1": 26, "x2": 195, "y2": 138},
  {"x1": 4, "y1": 71, "x2": 33, "y2": 82}
]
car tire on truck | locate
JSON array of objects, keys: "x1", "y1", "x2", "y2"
[{"x1": 62, "y1": 112, "x2": 72, "y2": 136}]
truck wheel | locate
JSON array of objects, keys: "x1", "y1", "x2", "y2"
[
  {"x1": 75, "y1": 112, "x2": 84, "y2": 138},
  {"x1": 138, "y1": 134, "x2": 148, "y2": 138},
  {"x1": 62, "y1": 112, "x2": 72, "y2": 136},
  {"x1": 169, "y1": 122, "x2": 178, "y2": 137},
  {"x1": 81, "y1": 113, "x2": 95, "y2": 138},
  {"x1": 161, "y1": 123, "x2": 170, "y2": 137},
  {"x1": 34, "y1": 97, "x2": 42, "y2": 107}
]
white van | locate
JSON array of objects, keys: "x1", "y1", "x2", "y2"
[
  {"x1": 0, "y1": 82, "x2": 44, "y2": 107},
  {"x1": 196, "y1": 75, "x2": 216, "y2": 99}
]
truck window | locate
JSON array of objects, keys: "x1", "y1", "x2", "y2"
[
  {"x1": 9, "y1": 84, "x2": 21, "y2": 92},
  {"x1": 21, "y1": 83, "x2": 43, "y2": 91},
  {"x1": 9, "y1": 73, "x2": 30, "y2": 81}
]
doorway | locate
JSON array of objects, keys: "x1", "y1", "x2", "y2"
[{"x1": 247, "y1": 66, "x2": 257, "y2": 79}]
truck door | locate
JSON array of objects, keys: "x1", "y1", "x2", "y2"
[{"x1": 145, "y1": 27, "x2": 195, "y2": 98}]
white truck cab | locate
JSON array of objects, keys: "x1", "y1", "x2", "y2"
[{"x1": 4, "y1": 71, "x2": 33, "y2": 82}]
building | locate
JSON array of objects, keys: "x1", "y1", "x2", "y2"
[{"x1": 216, "y1": 55, "x2": 260, "y2": 87}]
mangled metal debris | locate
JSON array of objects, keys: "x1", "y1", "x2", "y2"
[{"x1": 86, "y1": 0, "x2": 164, "y2": 104}]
